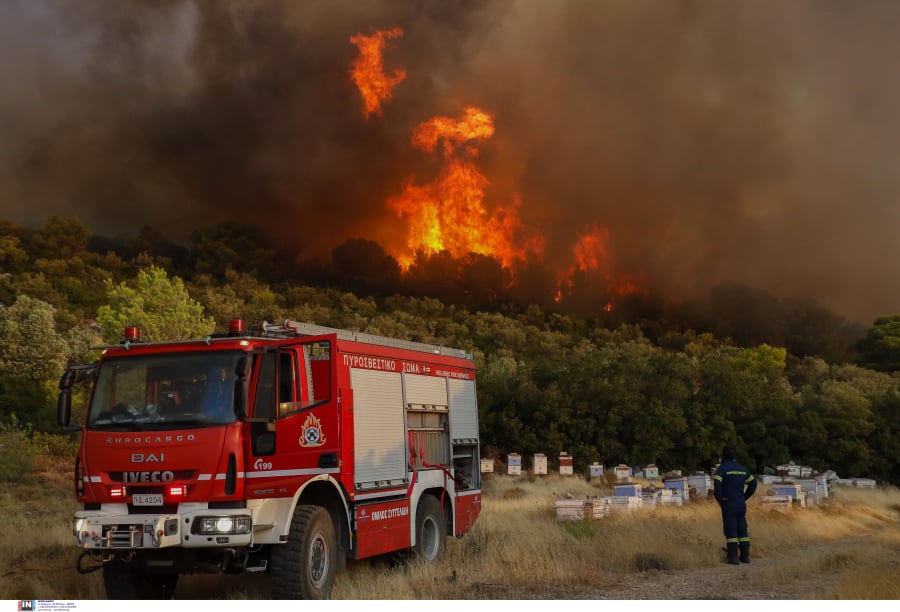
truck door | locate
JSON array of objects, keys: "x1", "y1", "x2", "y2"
[{"x1": 273, "y1": 341, "x2": 340, "y2": 489}]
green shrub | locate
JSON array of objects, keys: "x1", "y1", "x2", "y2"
[
  {"x1": 26, "y1": 431, "x2": 79, "y2": 458},
  {"x1": 0, "y1": 429, "x2": 36, "y2": 483}
]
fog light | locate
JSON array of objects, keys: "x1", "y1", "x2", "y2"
[{"x1": 164, "y1": 518, "x2": 178, "y2": 536}]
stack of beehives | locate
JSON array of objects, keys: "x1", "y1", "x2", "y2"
[{"x1": 554, "y1": 497, "x2": 608, "y2": 521}]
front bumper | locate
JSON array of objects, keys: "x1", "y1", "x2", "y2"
[{"x1": 74, "y1": 503, "x2": 253, "y2": 550}]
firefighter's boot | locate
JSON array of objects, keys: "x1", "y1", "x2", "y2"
[
  {"x1": 726, "y1": 542, "x2": 740, "y2": 565},
  {"x1": 739, "y1": 542, "x2": 750, "y2": 564}
]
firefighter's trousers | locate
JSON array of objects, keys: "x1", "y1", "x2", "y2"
[{"x1": 720, "y1": 507, "x2": 749, "y2": 545}]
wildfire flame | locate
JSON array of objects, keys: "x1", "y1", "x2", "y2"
[
  {"x1": 573, "y1": 224, "x2": 610, "y2": 272},
  {"x1": 556, "y1": 224, "x2": 639, "y2": 308},
  {"x1": 349, "y1": 26, "x2": 406, "y2": 119},
  {"x1": 387, "y1": 107, "x2": 543, "y2": 269},
  {"x1": 348, "y1": 26, "x2": 639, "y2": 306}
]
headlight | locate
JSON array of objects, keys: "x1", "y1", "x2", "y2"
[
  {"x1": 73, "y1": 517, "x2": 86, "y2": 536},
  {"x1": 193, "y1": 515, "x2": 251, "y2": 535}
]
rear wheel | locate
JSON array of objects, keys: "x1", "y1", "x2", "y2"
[
  {"x1": 102, "y1": 558, "x2": 178, "y2": 599},
  {"x1": 414, "y1": 494, "x2": 447, "y2": 562},
  {"x1": 271, "y1": 505, "x2": 337, "y2": 599}
]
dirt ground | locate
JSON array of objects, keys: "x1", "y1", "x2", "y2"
[
  {"x1": 171, "y1": 534, "x2": 874, "y2": 600},
  {"x1": 463, "y1": 536, "x2": 872, "y2": 600}
]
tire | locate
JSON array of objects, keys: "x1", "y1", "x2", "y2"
[
  {"x1": 271, "y1": 505, "x2": 337, "y2": 600},
  {"x1": 102, "y1": 558, "x2": 178, "y2": 599},
  {"x1": 413, "y1": 494, "x2": 447, "y2": 562}
]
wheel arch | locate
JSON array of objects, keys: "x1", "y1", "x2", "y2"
[
  {"x1": 295, "y1": 477, "x2": 352, "y2": 557},
  {"x1": 417, "y1": 486, "x2": 453, "y2": 537}
]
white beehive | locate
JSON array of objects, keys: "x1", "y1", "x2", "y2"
[
  {"x1": 533, "y1": 453, "x2": 548, "y2": 476},
  {"x1": 614, "y1": 464, "x2": 632, "y2": 481}
]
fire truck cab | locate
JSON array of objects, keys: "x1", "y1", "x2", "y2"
[{"x1": 58, "y1": 319, "x2": 481, "y2": 599}]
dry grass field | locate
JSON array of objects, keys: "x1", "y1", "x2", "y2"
[{"x1": 2, "y1": 457, "x2": 899, "y2": 600}]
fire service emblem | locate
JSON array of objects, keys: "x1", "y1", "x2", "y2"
[{"x1": 299, "y1": 413, "x2": 326, "y2": 447}]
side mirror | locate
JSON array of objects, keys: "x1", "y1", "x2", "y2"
[
  {"x1": 57, "y1": 389, "x2": 71, "y2": 427},
  {"x1": 56, "y1": 369, "x2": 77, "y2": 427},
  {"x1": 59, "y1": 369, "x2": 77, "y2": 390}
]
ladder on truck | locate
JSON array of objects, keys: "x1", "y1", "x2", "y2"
[{"x1": 260, "y1": 320, "x2": 473, "y2": 360}]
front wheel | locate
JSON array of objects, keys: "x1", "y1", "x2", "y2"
[
  {"x1": 271, "y1": 504, "x2": 337, "y2": 599},
  {"x1": 413, "y1": 494, "x2": 447, "y2": 562}
]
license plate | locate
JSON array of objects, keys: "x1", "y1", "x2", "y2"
[{"x1": 132, "y1": 493, "x2": 163, "y2": 506}]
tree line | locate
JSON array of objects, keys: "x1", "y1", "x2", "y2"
[{"x1": 2, "y1": 216, "x2": 899, "y2": 484}]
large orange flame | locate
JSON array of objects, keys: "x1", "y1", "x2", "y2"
[
  {"x1": 387, "y1": 107, "x2": 543, "y2": 269},
  {"x1": 348, "y1": 26, "x2": 638, "y2": 306},
  {"x1": 349, "y1": 26, "x2": 406, "y2": 119}
]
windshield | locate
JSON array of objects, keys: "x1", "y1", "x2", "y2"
[{"x1": 87, "y1": 351, "x2": 243, "y2": 430}]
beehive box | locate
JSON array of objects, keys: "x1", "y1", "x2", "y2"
[
  {"x1": 614, "y1": 464, "x2": 632, "y2": 480},
  {"x1": 772, "y1": 483, "x2": 802, "y2": 501},
  {"x1": 585, "y1": 498, "x2": 608, "y2": 519},
  {"x1": 761, "y1": 495, "x2": 793, "y2": 510},
  {"x1": 533, "y1": 453, "x2": 548, "y2": 476},
  {"x1": 614, "y1": 483, "x2": 642, "y2": 497},
  {"x1": 606, "y1": 496, "x2": 643, "y2": 512},
  {"x1": 687, "y1": 473, "x2": 711, "y2": 498},
  {"x1": 559, "y1": 452, "x2": 574, "y2": 476},
  {"x1": 554, "y1": 498, "x2": 608, "y2": 521},
  {"x1": 795, "y1": 479, "x2": 820, "y2": 504},
  {"x1": 643, "y1": 464, "x2": 660, "y2": 479},
  {"x1": 657, "y1": 488, "x2": 683, "y2": 506},
  {"x1": 641, "y1": 489, "x2": 661, "y2": 508},
  {"x1": 588, "y1": 462, "x2": 605, "y2": 481},
  {"x1": 554, "y1": 498, "x2": 587, "y2": 521},
  {"x1": 815, "y1": 475, "x2": 829, "y2": 499},
  {"x1": 663, "y1": 477, "x2": 689, "y2": 502},
  {"x1": 480, "y1": 458, "x2": 494, "y2": 474},
  {"x1": 508, "y1": 453, "x2": 522, "y2": 476}
]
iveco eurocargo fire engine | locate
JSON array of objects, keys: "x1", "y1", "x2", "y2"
[{"x1": 57, "y1": 319, "x2": 481, "y2": 599}]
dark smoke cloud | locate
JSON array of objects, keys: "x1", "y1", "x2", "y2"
[{"x1": 1, "y1": 0, "x2": 899, "y2": 324}]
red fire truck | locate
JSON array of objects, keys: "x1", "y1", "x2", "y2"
[{"x1": 57, "y1": 319, "x2": 482, "y2": 599}]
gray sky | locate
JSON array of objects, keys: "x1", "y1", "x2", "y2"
[{"x1": 1, "y1": 0, "x2": 898, "y2": 324}]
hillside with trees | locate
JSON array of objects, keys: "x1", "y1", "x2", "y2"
[{"x1": 1, "y1": 216, "x2": 899, "y2": 484}]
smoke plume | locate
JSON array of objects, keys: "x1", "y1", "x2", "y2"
[{"x1": 2, "y1": 0, "x2": 899, "y2": 323}]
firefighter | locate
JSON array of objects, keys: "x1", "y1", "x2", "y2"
[{"x1": 713, "y1": 446, "x2": 757, "y2": 564}]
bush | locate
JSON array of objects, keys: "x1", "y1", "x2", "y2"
[
  {"x1": 27, "y1": 431, "x2": 79, "y2": 459},
  {"x1": 0, "y1": 429, "x2": 36, "y2": 483}
]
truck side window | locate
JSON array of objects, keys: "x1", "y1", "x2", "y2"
[
  {"x1": 254, "y1": 352, "x2": 276, "y2": 420},
  {"x1": 278, "y1": 341, "x2": 332, "y2": 418},
  {"x1": 278, "y1": 351, "x2": 294, "y2": 415}
]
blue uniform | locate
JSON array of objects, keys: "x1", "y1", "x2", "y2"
[{"x1": 713, "y1": 460, "x2": 757, "y2": 545}]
